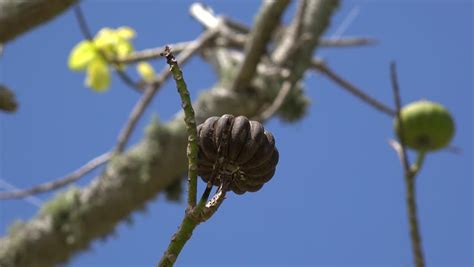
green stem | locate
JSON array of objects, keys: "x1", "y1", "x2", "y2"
[
  {"x1": 157, "y1": 47, "x2": 220, "y2": 267},
  {"x1": 411, "y1": 151, "x2": 426, "y2": 175},
  {"x1": 163, "y1": 47, "x2": 199, "y2": 208},
  {"x1": 157, "y1": 215, "x2": 199, "y2": 267},
  {"x1": 405, "y1": 151, "x2": 426, "y2": 267}
]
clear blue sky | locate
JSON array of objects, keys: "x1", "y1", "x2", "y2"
[{"x1": 0, "y1": 1, "x2": 472, "y2": 266}]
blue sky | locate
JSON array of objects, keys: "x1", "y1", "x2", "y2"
[{"x1": 0, "y1": 1, "x2": 472, "y2": 266}]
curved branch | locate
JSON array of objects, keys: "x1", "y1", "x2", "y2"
[{"x1": 0, "y1": 152, "x2": 111, "y2": 200}]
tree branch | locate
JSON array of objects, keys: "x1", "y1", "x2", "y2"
[
  {"x1": 389, "y1": 62, "x2": 425, "y2": 267},
  {"x1": 160, "y1": 46, "x2": 199, "y2": 208},
  {"x1": 318, "y1": 37, "x2": 376, "y2": 47},
  {"x1": 0, "y1": 152, "x2": 111, "y2": 200},
  {"x1": 253, "y1": 80, "x2": 293, "y2": 122},
  {"x1": 230, "y1": 0, "x2": 291, "y2": 91},
  {"x1": 0, "y1": 79, "x2": 268, "y2": 267},
  {"x1": 312, "y1": 60, "x2": 396, "y2": 117},
  {"x1": 272, "y1": 0, "x2": 340, "y2": 84},
  {"x1": 0, "y1": 0, "x2": 78, "y2": 43}
]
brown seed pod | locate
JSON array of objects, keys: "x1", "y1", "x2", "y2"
[{"x1": 197, "y1": 114, "x2": 279, "y2": 194}]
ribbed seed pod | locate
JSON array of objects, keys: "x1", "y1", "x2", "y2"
[{"x1": 197, "y1": 115, "x2": 279, "y2": 194}]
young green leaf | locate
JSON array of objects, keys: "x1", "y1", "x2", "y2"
[
  {"x1": 68, "y1": 41, "x2": 97, "y2": 71},
  {"x1": 116, "y1": 26, "x2": 136, "y2": 40},
  {"x1": 116, "y1": 40, "x2": 134, "y2": 59},
  {"x1": 137, "y1": 62, "x2": 156, "y2": 82},
  {"x1": 85, "y1": 59, "x2": 110, "y2": 92}
]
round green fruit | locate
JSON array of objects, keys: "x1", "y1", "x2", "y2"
[{"x1": 394, "y1": 100, "x2": 455, "y2": 151}]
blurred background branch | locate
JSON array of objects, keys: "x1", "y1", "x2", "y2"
[{"x1": 0, "y1": 0, "x2": 77, "y2": 43}]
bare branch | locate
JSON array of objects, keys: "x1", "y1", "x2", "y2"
[
  {"x1": 0, "y1": 64, "x2": 294, "y2": 266},
  {"x1": 118, "y1": 41, "x2": 193, "y2": 64},
  {"x1": 272, "y1": 0, "x2": 340, "y2": 85},
  {"x1": 390, "y1": 62, "x2": 410, "y2": 169},
  {"x1": 312, "y1": 60, "x2": 396, "y2": 116},
  {"x1": 389, "y1": 62, "x2": 425, "y2": 267},
  {"x1": 319, "y1": 37, "x2": 376, "y2": 47},
  {"x1": 0, "y1": 179, "x2": 43, "y2": 207},
  {"x1": 189, "y1": 3, "x2": 222, "y2": 29},
  {"x1": 0, "y1": 152, "x2": 111, "y2": 200},
  {"x1": 230, "y1": 0, "x2": 291, "y2": 91},
  {"x1": 253, "y1": 80, "x2": 293, "y2": 122}
]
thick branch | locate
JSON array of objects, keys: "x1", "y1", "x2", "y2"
[
  {"x1": 0, "y1": 0, "x2": 78, "y2": 43},
  {"x1": 230, "y1": 0, "x2": 290, "y2": 91},
  {"x1": 272, "y1": 0, "x2": 340, "y2": 83},
  {"x1": 0, "y1": 79, "x2": 275, "y2": 267}
]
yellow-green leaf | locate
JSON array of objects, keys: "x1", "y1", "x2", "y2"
[
  {"x1": 85, "y1": 59, "x2": 110, "y2": 92},
  {"x1": 68, "y1": 41, "x2": 97, "y2": 71},
  {"x1": 94, "y1": 28, "x2": 117, "y2": 48},
  {"x1": 116, "y1": 26, "x2": 136, "y2": 40},
  {"x1": 116, "y1": 40, "x2": 134, "y2": 58},
  {"x1": 137, "y1": 62, "x2": 155, "y2": 82}
]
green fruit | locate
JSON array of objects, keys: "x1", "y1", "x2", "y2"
[{"x1": 394, "y1": 100, "x2": 455, "y2": 151}]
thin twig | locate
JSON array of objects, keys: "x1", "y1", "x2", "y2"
[
  {"x1": 253, "y1": 80, "x2": 293, "y2": 122},
  {"x1": 114, "y1": 29, "x2": 218, "y2": 153},
  {"x1": 0, "y1": 152, "x2": 111, "y2": 200},
  {"x1": 390, "y1": 62, "x2": 411, "y2": 170},
  {"x1": 73, "y1": 4, "x2": 143, "y2": 93},
  {"x1": 117, "y1": 41, "x2": 194, "y2": 64},
  {"x1": 319, "y1": 37, "x2": 377, "y2": 47},
  {"x1": 160, "y1": 46, "x2": 199, "y2": 209},
  {"x1": 0, "y1": 179, "x2": 43, "y2": 207},
  {"x1": 73, "y1": 4, "x2": 93, "y2": 40},
  {"x1": 390, "y1": 62, "x2": 425, "y2": 267},
  {"x1": 230, "y1": 0, "x2": 291, "y2": 91},
  {"x1": 312, "y1": 60, "x2": 396, "y2": 117}
]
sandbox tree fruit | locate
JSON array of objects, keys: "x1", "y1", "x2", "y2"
[
  {"x1": 197, "y1": 115, "x2": 279, "y2": 194},
  {"x1": 394, "y1": 100, "x2": 455, "y2": 152}
]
